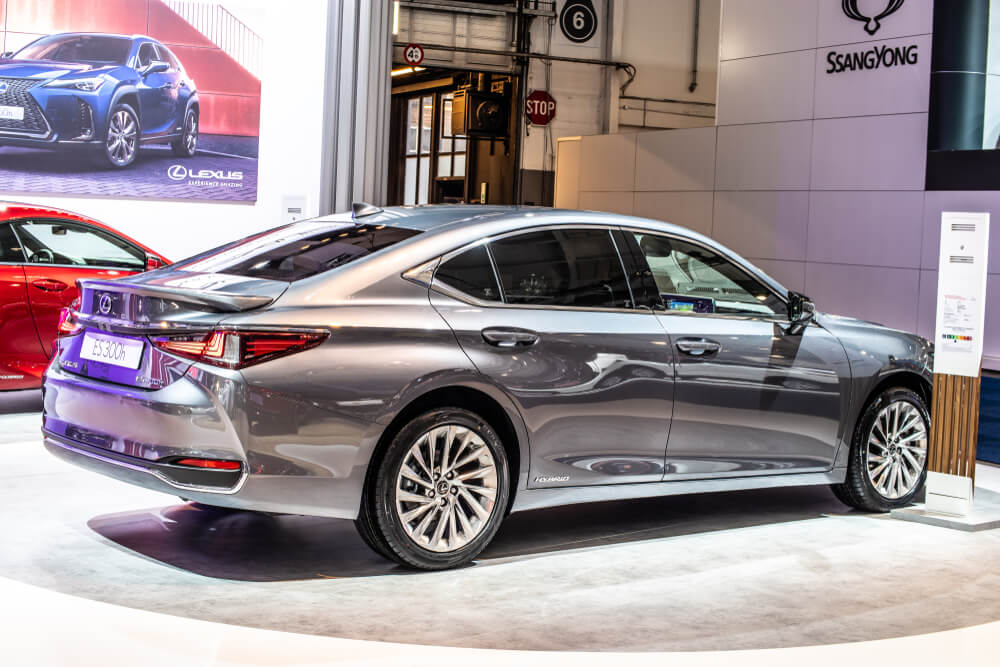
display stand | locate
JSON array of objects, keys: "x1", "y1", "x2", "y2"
[{"x1": 892, "y1": 212, "x2": 999, "y2": 531}]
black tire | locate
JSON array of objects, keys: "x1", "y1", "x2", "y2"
[
  {"x1": 354, "y1": 497, "x2": 393, "y2": 560},
  {"x1": 98, "y1": 102, "x2": 140, "y2": 168},
  {"x1": 171, "y1": 107, "x2": 198, "y2": 157},
  {"x1": 832, "y1": 387, "x2": 929, "y2": 512},
  {"x1": 365, "y1": 407, "x2": 510, "y2": 570}
]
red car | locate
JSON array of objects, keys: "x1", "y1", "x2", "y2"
[{"x1": 0, "y1": 203, "x2": 168, "y2": 391}]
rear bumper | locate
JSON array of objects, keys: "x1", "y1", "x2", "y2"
[
  {"x1": 44, "y1": 429, "x2": 247, "y2": 495},
  {"x1": 42, "y1": 362, "x2": 374, "y2": 519}
]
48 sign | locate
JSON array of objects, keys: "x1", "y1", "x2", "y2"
[{"x1": 559, "y1": 0, "x2": 598, "y2": 43}]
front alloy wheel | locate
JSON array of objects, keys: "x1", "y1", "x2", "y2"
[
  {"x1": 364, "y1": 408, "x2": 509, "y2": 570},
  {"x1": 865, "y1": 399, "x2": 928, "y2": 500},
  {"x1": 103, "y1": 103, "x2": 139, "y2": 167},
  {"x1": 832, "y1": 387, "x2": 929, "y2": 512}
]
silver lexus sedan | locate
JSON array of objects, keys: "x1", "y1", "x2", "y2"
[{"x1": 43, "y1": 205, "x2": 933, "y2": 570}]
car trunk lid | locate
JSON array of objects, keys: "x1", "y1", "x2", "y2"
[{"x1": 56, "y1": 271, "x2": 289, "y2": 389}]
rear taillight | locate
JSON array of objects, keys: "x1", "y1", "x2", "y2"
[
  {"x1": 56, "y1": 307, "x2": 83, "y2": 337},
  {"x1": 173, "y1": 457, "x2": 242, "y2": 471},
  {"x1": 151, "y1": 329, "x2": 328, "y2": 369}
]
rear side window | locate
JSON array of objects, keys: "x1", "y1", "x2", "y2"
[
  {"x1": 489, "y1": 228, "x2": 631, "y2": 309},
  {"x1": 435, "y1": 244, "x2": 501, "y2": 302},
  {"x1": 174, "y1": 222, "x2": 422, "y2": 282},
  {"x1": 0, "y1": 224, "x2": 24, "y2": 263}
]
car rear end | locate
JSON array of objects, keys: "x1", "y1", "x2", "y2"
[{"x1": 41, "y1": 215, "x2": 426, "y2": 517}]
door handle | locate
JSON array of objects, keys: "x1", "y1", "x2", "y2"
[
  {"x1": 31, "y1": 278, "x2": 68, "y2": 292},
  {"x1": 482, "y1": 327, "x2": 539, "y2": 348},
  {"x1": 675, "y1": 338, "x2": 721, "y2": 356}
]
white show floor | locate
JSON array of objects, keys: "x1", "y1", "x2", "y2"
[{"x1": 3, "y1": 410, "x2": 1000, "y2": 666}]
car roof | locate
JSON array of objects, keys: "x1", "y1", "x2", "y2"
[
  {"x1": 296, "y1": 205, "x2": 788, "y2": 298},
  {"x1": 42, "y1": 32, "x2": 156, "y2": 43}
]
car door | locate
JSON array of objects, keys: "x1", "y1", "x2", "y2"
[
  {"x1": 0, "y1": 222, "x2": 47, "y2": 390},
  {"x1": 625, "y1": 230, "x2": 851, "y2": 479},
  {"x1": 12, "y1": 219, "x2": 146, "y2": 359},
  {"x1": 429, "y1": 226, "x2": 675, "y2": 488},
  {"x1": 135, "y1": 42, "x2": 175, "y2": 135}
]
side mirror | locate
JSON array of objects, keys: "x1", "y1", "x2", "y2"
[
  {"x1": 145, "y1": 255, "x2": 164, "y2": 271},
  {"x1": 142, "y1": 60, "x2": 170, "y2": 76},
  {"x1": 787, "y1": 291, "x2": 815, "y2": 334},
  {"x1": 1, "y1": 51, "x2": 13, "y2": 59}
]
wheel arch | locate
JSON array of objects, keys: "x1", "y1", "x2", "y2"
[
  {"x1": 836, "y1": 369, "x2": 931, "y2": 469},
  {"x1": 364, "y1": 383, "x2": 529, "y2": 515},
  {"x1": 111, "y1": 90, "x2": 141, "y2": 123}
]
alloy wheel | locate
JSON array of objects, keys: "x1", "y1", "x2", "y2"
[
  {"x1": 394, "y1": 424, "x2": 498, "y2": 553},
  {"x1": 184, "y1": 112, "x2": 197, "y2": 153},
  {"x1": 865, "y1": 399, "x2": 928, "y2": 500},
  {"x1": 107, "y1": 109, "x2": 137, "y2": 165}
]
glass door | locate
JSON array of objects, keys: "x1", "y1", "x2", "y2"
[{"x1": 403, "y1": 95, "x2": 433, "y2": 205}]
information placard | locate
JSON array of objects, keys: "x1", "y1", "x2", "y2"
[{"x1": 933, "y1": 212, "x2": 990, "y2": 377}]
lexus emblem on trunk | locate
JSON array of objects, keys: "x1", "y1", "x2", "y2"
[
  {"x1": 98, "y1": 294, "x2": 112, "y2": 315},
  {"x1": 842, "y1": 0, "x2": 904, "y2": 35}
]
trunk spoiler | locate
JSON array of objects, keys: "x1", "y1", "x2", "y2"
[{"x1": 78, "y1": 279, "x2": 276, "y2": 313}]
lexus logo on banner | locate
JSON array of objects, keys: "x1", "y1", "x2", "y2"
[{"x1": 842, "y1": 0, "x2": 905, "y2": 35}]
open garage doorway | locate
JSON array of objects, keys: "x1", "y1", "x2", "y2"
[{"x1": 387, "y1": 68, "x2": 521, "y2": 206}]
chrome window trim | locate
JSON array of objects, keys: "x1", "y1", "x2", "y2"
[{"x1": 407, "y1": 221, "x2": 792, "y2": 320}]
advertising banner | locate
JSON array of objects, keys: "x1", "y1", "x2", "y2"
[
  {"x1": 0, "y1": 0, "x2": 262, "y2": 202},
  {"x1": 933, "y1": 212, "x2": 990, "y2": 378}
]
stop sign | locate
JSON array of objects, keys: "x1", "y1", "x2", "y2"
[{"x1": 526, "y1": 90, "x2": 556, "y2": 125}]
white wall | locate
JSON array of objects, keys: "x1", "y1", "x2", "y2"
[
  {"x1": 612, "y1": 0, "x2": 720, "y2": 130},
  {"x1": 556, "y1": 0, "x2": 1000, "y2": 371},
  {"x1": 4, "y1": 1, "x2": 333, "y2": 262},
  {"x1": 522, "y1": 0, "x2": 720, "y2": 176}
]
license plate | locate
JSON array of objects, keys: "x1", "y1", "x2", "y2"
[
  {"x1": 81, "y1": 331, "x2": 144, "y2": 369},
  {"x1": 0, "y1": 105, "x2": 24, "y2": 121}
]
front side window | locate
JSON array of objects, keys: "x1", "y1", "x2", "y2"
[
  {"x1": 136, "y1": 42, "x2": 157, "y2": 68},
  {"x1": 11, "y1": 220, "x2": 145, "y2": 269},
  {"x1": 173, "y1": 222, "x2": 422, "y2": 282},
  {"x1": 435, "y1": 244, "x2": 501, "y2": 302},
  {"x1": 489, "y1": 228, "x2": 631, "y2": 309},
  {"x1": 158, "y1": 44, "x2": 182, "y2": 70},
  {"x1": 632, "y1": 232, "x2": 786, "y2": 317}
]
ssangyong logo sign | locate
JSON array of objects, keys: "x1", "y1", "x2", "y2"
[
  {"x1": 826, "y1": 43, "x2": 918, "y2": 74},
  {"x1": 842, "y1": 0, "x2": 905, "y2": 36},
  {"x1": 167, "y1": 164, "x2": 244, "y2": 189}
]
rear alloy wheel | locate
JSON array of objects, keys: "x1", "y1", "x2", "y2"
[
  {"x1": 832, "y1": 387, "x2": 929, "y2": 512},
  {"x1": 365, "y1": 408, "x2": 509, "y2": 570},
  {"x1": 101, "y1": 103, "x2": 140, "y2": 168},
  {"x1": 171, "y1": 108, "x2": 198, "y2": 157}
]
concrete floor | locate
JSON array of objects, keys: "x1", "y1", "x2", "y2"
[{"x1": 3, "y1": 411, "x2": 1000, "y2": 653}]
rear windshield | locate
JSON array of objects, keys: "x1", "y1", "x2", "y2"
[
  {"x1": 16, "y1": 35, "x2": 132, "y2": 65},
  {"x1": 172, "y1": 222, "x2": 422, "y2": 282}
]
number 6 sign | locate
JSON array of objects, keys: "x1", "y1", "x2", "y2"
[
  {"x1": 403, "y1": 43, "x2": 424, "y2": 66},
  {"x1": 559, "y1": 0, "x2": 598, "y2": 43}
]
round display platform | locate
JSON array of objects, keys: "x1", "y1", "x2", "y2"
[{"x1": 4, "y1": 412, "x2": 1000, "y2": 653}]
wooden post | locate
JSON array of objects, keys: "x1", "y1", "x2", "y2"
[{"x1": 929, "y1": 372, "x2": 982, "y2": 483}]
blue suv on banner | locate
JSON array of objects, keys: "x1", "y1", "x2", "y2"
[{"x1": 0, "y1": 33, "x2": 199, "y2": 168}]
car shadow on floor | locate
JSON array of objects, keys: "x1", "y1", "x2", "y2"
[{"x1": 87, "y1": 484, "x2": 855, "y2": 582}]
